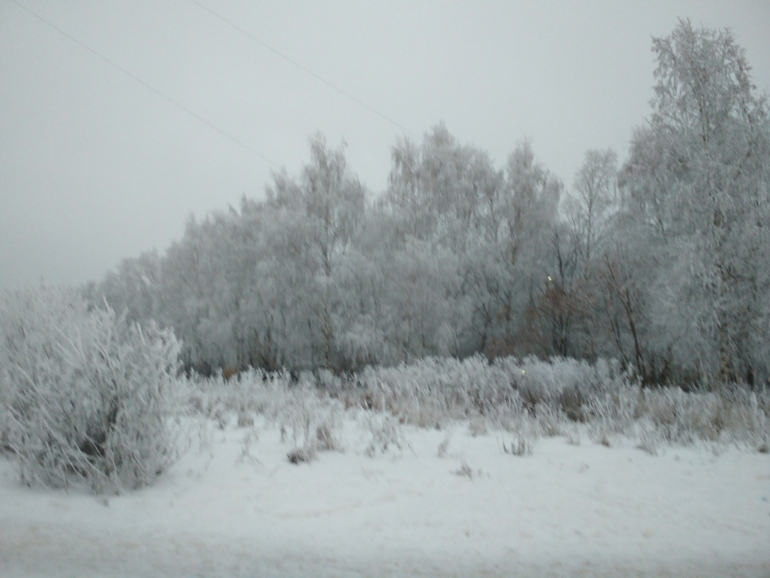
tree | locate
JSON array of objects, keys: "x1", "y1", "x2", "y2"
[
  {"x1": 299, "y1": 134, "x2": 366, "y2": 277},
  {"x1": 267, "y1": 134, "x2": 367, "y2": 371},
  {"x1": 538, "y1": 149, "x2": 621, "y2": 363},
  {"x1": 569, "y1": 149, "x2": 618, "y2": 263},
  {"x1": 535, "y1": 220, "x2": 585, "y2": 358},
  {"x1": 486, "y1": 141, "x2": 562, "y2": 357},
  {"x1": 97, "y1": 251, "x2": 161, "y2": 327},
  {"x1": 383, "y1": 125, "x2": 499, "y2": 358},
  {"x1": 621, "y1": 20, "x2": 770, "y2": 385},
  {"x1": 592, "y1": 229, "x2": 655, "y2": 383}
]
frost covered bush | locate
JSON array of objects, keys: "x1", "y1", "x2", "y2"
[
  {"x1": 185, "y1": 369, "x2": 345, "y2": 456},
  {"x1": 0, "y1": 287, "x2": 181, "y2": 493},
  {"x1": 584, "y1": 383, "x2": 770, "y2": 449},
  {"x1": 363, "y1": 413, "x2": 409, "y2": 457},
  {"x1": 183, "y1": 352, "x2": 768, "y2": 456},
  {"x1": 338, "y1": 355, "x2": 628, "y2": 429},
  {"x1": 499, "y1": 356, "x2": 628, "y2": 417},
  {"x1": 355, "y1": 356, "x2": 767, "y2": 449},
  {"x1": 639, "y1": 386, "x2": 769, "y2": 447},
  {"x1": 183, "y1": 368, "x2": 292, "y2": 424},
  {"x1": 352, "y1": 355, "x2": 519, "y2": 427},
  {"x1": 278, "y1": 385, "x2": 343, "y2": 456}
]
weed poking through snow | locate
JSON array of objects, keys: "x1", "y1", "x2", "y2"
[{"x1": 453, "y1": 460, "x2": 474, "y2": 479}]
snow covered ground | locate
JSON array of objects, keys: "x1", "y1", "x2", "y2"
[{"x1": 1, "y1": 414, "x2": 769, "y2": 577}]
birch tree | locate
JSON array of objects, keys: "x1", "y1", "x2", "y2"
[{"x1": 622, "y1": 20, "x2": 770, "y2": 384}]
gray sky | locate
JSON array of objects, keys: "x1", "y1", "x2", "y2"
[{"x1": 1, "y1": 1, "x2": 769, "y2": 289}]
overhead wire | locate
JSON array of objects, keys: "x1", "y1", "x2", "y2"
[
  {"x1": 187, "y1": 0, "x2": 418, "y2": 139},
  {"x1": 9, "y1": 0, "x2": 279, "y2": 167}
]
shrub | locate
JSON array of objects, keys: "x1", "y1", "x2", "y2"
[
  {"x1": 181, "y1": 352, "x2": 768, "y2": 456},
  {"x1": 364, "y1": 413, "x2": 408, "y2": 457},
  {"x1": 287, "y1": 446, "x2": 315, "y2": 464},
  {"x1": 0, "y1": 287, "x2": 181, "y2": 493},
  {"x1": 502, "y1": 433, "x2": 534, "y2": 456},
  {"x1": 278, "y1": 386, "x2": 343, "y2": 455}
]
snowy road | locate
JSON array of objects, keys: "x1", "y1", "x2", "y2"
[{"x1": 2, "y1": 419, "x2": 769, "y2": 577}]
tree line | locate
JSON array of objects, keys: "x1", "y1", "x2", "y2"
[{"x1": 87, "y1": 21, "x2": 770, "y2": 388}]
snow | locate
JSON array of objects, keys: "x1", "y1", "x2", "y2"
[{"x1": 1, "y1": 415, "x2": 769, "y2": 577}]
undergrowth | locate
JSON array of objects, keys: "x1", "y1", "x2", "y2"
[{"x1": 181, "y1": 355, "x2": 770, "y2": 457}]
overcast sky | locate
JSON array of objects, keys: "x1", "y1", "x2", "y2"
[{"x1": 1, "y1": 1, "x2": 769, "y2": 289}]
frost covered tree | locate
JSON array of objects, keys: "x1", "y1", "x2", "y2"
[
  {"x1": 383, "y1": 125, "x2": 505, "y2": 358},
  {"x1": 385, "y1": 124, "x2": 500, "y2": 248},
  {"x1": 569, "y1": 149, "x2": 618, "y2": 263},
  {"x1": 266, "y1": 134, "x2": 367, "y2": 370},
  {"x1": 155, "y1": 215, "x2": 213, "y2": 371},
  {"x1": 534, "y1": 220, "x2": 586, "y2": 358},
  {"x1": 237, "y1": 199, "x2": 314, "y2": 371},
  {"x1": 96, "y1": 250, "x2": 161, "y2": 327},
  {"x1": 537, "y1": 149, "x2": 621, "y2": 362},
  {"x1": 157, "y1": 198, "x2": 314, "y2": 373},
  {"x1": 296, "y1": 134, "x2": 367, "y2": 277},
  {"x1": 621, "y1": 20, "x2": 770, "y2": 385},
  {"x1": 157, "y1": 212, "x2": 242, "y2": 371},
  {"x1": 484, "y1": 141, "x2": 562, "y2": 356},
  {"x1": 591, "y1": 226, "x2": 656, "y2": 383}
]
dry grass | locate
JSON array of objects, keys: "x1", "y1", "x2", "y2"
[{"x1": 182, "y1": 356, "x2": 770, "y2": 459}]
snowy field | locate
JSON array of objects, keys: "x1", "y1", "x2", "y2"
[{"x1": 2, "y1": 414, "x2": 769, "y2": 578}]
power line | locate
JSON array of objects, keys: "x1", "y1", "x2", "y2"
[
  {"x1": 9, "y1": 0, "x2": 279, "y2": 167},
  {"x1": 188, "y1": 0, "x2": 418, "y2": 139}
]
